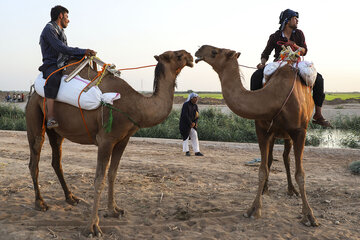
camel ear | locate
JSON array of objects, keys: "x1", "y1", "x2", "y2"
[
  {"x1": 236, "y1": 52, "x2": 241, "y2": 58},
  {"x1": 154, "y1": 55, "x2": 160, "y2": 61},
  {"x1": 160, "y1": 52, "x2": 172, "y2": 62},
  {"x1": 226, "y1": 50, "x2": 237, "y2": 59}
]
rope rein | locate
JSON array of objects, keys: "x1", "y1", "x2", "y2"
[{"x1": 42, "y1": 56, "x2": 150, "y2": 141}]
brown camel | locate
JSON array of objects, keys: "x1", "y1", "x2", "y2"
[
  {"x1": 195, "y1": 45, "x2": 318, "y2": 226},
  {"x1": 26, "y1": 50, "x2": 193, "y2": 236}
]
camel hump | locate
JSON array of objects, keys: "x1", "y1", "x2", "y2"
[{"x1": 263, "y1": 61, "x2": 317, "y2": 87}]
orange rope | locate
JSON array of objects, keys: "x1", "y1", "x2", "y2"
[
  {"x1": 77, "y1": 64, "x2": 109, "y2": 142},
  {"x1": 118, "y1": 64, "x2": 156, "y2": 71},
  {"x1": 41, "y1": 56, "x2": 86, "y2": 136},
  {"x1": 42, "y1": 58, "x2": 155, "y2": 140}
]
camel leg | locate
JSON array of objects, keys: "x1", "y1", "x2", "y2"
[
  {"x1": 83, "y1": 141, "x2": 113, "y2": 237},
  {"x1": 244, "y1": 127, "x2": 273, "y2": 219},
  {"x1": 26, "y1": 100, "x2": 48, "y2": 211},
  {"x1": 283, "y1": 139, "x2": 299, "y2": 196},
  {"x1": 290, "y1": 129, "x2": 319, "y2": 227},
  {"x1": 46, "y1": 129, "x2": 79, "y2": 205},
  {"x1": 263, "y1": 137, "x2": 275, "y2": 194},
  {"x1": 105, "y1": 137, "x2": 130, "y2": 218}
]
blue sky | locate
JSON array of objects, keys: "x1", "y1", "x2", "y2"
[{"x1": 1, "y1": 0, "x2": 359, "y2": 92}]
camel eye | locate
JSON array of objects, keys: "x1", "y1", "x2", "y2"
[{"x1": 211, "y1": 50, "x2": 217, "y2": 58}]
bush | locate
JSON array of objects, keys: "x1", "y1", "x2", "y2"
[
  {"x1": 0, "y1": 105, "x2": 26, "y2": 131},
  {"x1": 348, "y1": 161, "x2": 360, "y2": 175}
]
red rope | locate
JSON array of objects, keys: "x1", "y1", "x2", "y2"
[{"x1": 118, "y1": 64, "x2": 156, "y2": 71}]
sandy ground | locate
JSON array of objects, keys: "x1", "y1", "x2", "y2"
[{"x1": 0, "y1": 130, "x2": 359, "y2": 240}]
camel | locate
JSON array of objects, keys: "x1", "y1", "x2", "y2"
[
  {"x1": 195, "y1": 45, "x2": 318, "y2": 226},
  {"x1": 26, "y1": 50, "x2": 193, "y2": 236}
]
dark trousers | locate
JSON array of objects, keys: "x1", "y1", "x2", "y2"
[
  {"x1": 40, "y1": 64, "x2": 63, "y2": 99},
  {"x1": 250, "y1": 69, "x2": 325, "y2": 107}
]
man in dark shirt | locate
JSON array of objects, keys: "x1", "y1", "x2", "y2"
[
  {"x1": 250, "y1": 9, "x2": 330, "y2": 127},
  {"x1": 39, "y1": 5, "x2": 96, "y2": 129},
  {"x1": 179, "y1": 93, "x2": 204, "y2": 156}
]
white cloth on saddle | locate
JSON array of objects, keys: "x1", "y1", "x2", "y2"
[
  {"x1": 34, "y1": 73, "x2": 120, "y2": 110},
  {"x1": 263, "y1": 61, "x2": 317, "y2": 87}
]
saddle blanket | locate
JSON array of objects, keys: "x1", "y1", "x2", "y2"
[
  {"x1": 263, "y1": 61, "x2": 317, "y2": 87},
  {"x1": 34, "y1": 73, "x2": 120, "y2": 110}
]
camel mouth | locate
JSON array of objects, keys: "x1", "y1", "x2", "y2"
[
  {"x1": 195, "y1": 57, "x2": 204, "y2": 64},
  {"x1": 187, "y1": 62, "x2": 194, "y2": 67}
]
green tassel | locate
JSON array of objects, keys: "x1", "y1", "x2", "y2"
[{"x1": 104, "y1": 108, "x2": 113, "y2": 133}]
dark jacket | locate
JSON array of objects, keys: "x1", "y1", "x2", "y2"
[
  {"x1": 39, "y1": 21, "x2": 86, "y2": 70},
  {"x1": 179, "y1": 101, "x2": 199, "y2": 140},
  {"x1": 261, "y1": 29, "x2": 307, "y2": 61}
]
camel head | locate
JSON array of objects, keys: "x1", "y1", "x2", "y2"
[
  {"x1": 154, "y1": 50, "x2": 194, "y2": 73},
  {"x1": 195, "y1": 45, "x2": 240, "y2": 71}
]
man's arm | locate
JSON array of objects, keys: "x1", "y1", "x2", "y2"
[{"x1": 258, "y1": 33, "x2": 276, "y2": 69}]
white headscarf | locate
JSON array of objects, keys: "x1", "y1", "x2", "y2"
[{"x1": 186, "y1": 92, "x2": 199, "y2": 102}]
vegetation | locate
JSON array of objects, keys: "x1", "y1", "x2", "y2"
[
  {"x1": 0, "y1": 104, "x2": 359, "y2": 148},
  {"x1": 175, "y1": 92, "x2": 360, "y2": 101},
  {"x1": 175, "y1": 93, "x2": 223, "y2": 99},
  {"x1": 348, "y1": 161, "x2": 360, "y2": 175},
  {"x1": 0, "y1": 105, "x2": 26, "y2": 131},
  {"x1": 325, "y1": 93, "x2": 360, "y2": 101}
]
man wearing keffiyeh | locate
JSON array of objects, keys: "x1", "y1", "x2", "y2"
[
  {"x1": 250, "y1": 9, "x2": 331, "y2": 128},
  {"x1": 179, "y1": 93, "x2": 204, "y2": 156}
]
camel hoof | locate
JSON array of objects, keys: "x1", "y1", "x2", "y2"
[
  {"x1": 83, "y1": 223, "x2": 103, "y2": 237},
  {"x1": 66, "y1": 193, "x2": 80, "y2": 206},
  {"x1": 301, "y1": 214, "x2": 319, "y2": 227},
  {"x1": 104, "y1": 207, "x2": 125, "y2": 218},
  {"x1": 244, "y1": 206, "x2": 261, "y2": 219},
  {"x1": 35, "y1": 199, "x2": 49, "y2": 211},
  {"x1": 287, "y1": 186, "x2": 299, "y2": 196}
]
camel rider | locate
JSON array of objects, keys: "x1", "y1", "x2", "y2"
[
  {"x1": 39, "y1": 5, "x2": 96, "y2": 129},
  {"x1": 179, "y1": 93, "x2": 204, "y2": 156},
  {"x1": 250, "y1": 9, "x2": 331, "y2": 128}
]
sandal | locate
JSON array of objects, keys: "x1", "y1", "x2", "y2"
[
  {"x1": 47, "y1": 119, "x2": 59, "y2": 129},
  {"x1": 312, "y1": 117, "x2": 332, "y2": 128}
]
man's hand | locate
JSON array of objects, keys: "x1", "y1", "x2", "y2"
[
  {"x1": 257, "y1": 63, "x2": 265, "y2": 69},
  {"x1": 85, "y1": 49, "x2": 97, "y2": 57}
]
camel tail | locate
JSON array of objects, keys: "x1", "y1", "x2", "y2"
[{"x1": 25, "y1": 84, "x2": 35, "y2": 111}]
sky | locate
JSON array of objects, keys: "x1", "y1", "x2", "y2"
[{"x1": 0, "y1": 0, "x2": 359, "y2": 93}]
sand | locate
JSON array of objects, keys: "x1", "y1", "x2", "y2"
[{"x1": 0, "y1": 130, "x2": 359, "y2": 240}]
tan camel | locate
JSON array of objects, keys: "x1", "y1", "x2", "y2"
[
  {"x1": 26, "y1": 50, "x2": 193, "y2": 236},
  {"x1": 195, "y1": 45, "x2": 318, "y2": 226}
]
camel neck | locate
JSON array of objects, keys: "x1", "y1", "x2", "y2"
[
  {"x1": 218, "y1": 62, "x2": 295, "y2": 120},
  {"x1": 136, "y1": 65, "x2": 176, "y2": 128}
]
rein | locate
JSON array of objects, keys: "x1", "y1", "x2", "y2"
[
  {"x1": 266, "y1": 67, "x2": 298, "y2": 133},
  {"x1": 42, "y1": 57, "x2": 153, "y2": 142}
]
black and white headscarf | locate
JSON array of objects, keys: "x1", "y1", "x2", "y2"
[{"x1": 279, "y1": 9, "x2": 299, "y2": 31}]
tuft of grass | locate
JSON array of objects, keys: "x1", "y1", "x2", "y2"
[{"x1": 348, "y1": 161, "x2": 360, "y2": 175}]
